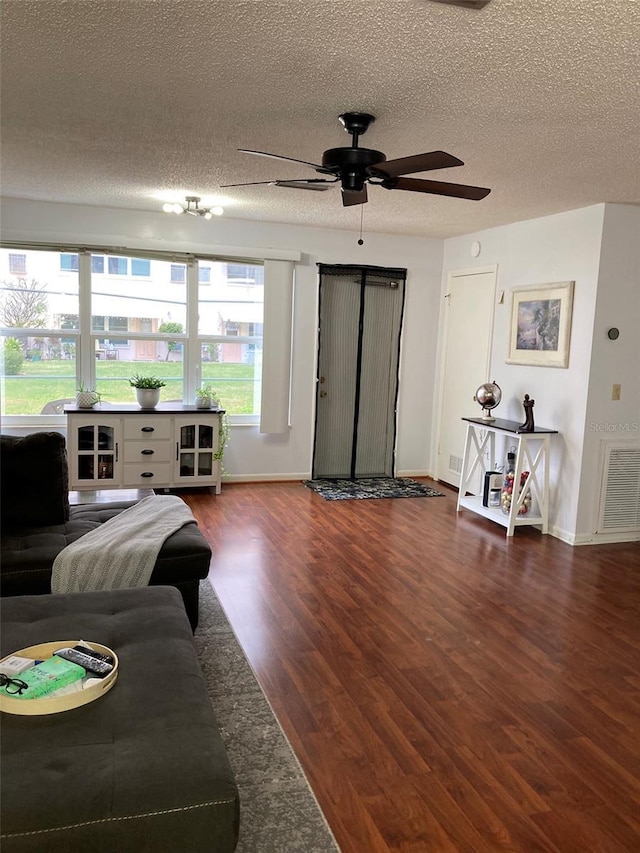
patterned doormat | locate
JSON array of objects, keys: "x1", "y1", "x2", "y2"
[{"x1": 303, "y1": 477, "x2": 445, "y2": 501}]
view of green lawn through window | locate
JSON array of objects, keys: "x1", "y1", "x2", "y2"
[{"x1": 2, "y1": 360, "x2": 256, "y2": 415}]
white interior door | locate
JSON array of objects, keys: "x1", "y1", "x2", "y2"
[{"x1": 436, "y1": 268, "x2": 497, "y2": 487}]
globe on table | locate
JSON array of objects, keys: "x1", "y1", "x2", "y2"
[{"x1": 474, "y1": 381, "x2": 502, "y2": 421}]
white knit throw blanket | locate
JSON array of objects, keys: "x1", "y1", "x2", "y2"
[{"x1": 51, "y1": 495, "x2": 196, "y2": 594}]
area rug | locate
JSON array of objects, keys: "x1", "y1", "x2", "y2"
[
  {"x1": 303, "y1": 477, "x2": 445, "y2": 501},
  {"x1": 195, "y1": 580, "x2": 340, "y2": 853}
]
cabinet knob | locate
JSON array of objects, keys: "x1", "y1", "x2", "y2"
[
  {"x1": 140, "y1": 472, "x2": 154, "y2": 478},
  {"x1": 141, "y1": 449, "x2": 154, "y2": 455},
  {"x1": 141, "y1": 426, "x2": 155, "y2": 433}
]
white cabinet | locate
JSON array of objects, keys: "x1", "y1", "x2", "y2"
[
  {"x1": 456, "y1": 417, "x2": 557, "y2": 537},
  {"x1": 174, "y1": 417, "x2": 221, "y2": 488},
  {"x1": 68, "y1": 415, "x2": 122, "y2": 487},
  {"x1": 67, "y1": 405, "x2": 223, "y2": 494}
]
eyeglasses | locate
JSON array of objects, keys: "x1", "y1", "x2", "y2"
[{"x1": 0, "y1": 673, "x2": 29, "y2": 695}]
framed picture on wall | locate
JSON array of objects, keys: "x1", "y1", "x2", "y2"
[{"x1": 506, "y1": 281, "x2": 574, "y2": 368}]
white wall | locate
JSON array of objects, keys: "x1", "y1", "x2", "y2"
[
  {"x1": 440, "y1": 205, "x2": 607, "y2": 542},
  {"x1": 1, "y1": 198, "x2": 443, "y2": 480},
  {"x1": 578, "y1": 205, "x2": 640, "y2": 539}
]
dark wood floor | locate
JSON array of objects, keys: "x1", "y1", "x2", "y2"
[{"x1": 182, "y1": 480, "x2": 640, "y2": 853}]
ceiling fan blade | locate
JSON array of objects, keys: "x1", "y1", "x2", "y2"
[
  {"x1": 427, "y1": 0, "x2": 491, "y2": 9},
  {"x1": 370, "y1": 151, "x2": 463, "y2": 179},
  {"x1": 274, "y1": 179, "x2": 336, "y2": 191},
  {"x1": 342, "y1": 186, "x2": 368, "y2": 207},
  {"x1": 220, "y1": 178, "x2": 335, "y2": 190},
  {"x1": 238, "y1": 149, "x2": 325, "y2": 171},
  {"x1": 381, "y1": 176, "x2": 491, "y2": 200},
  {"x1": 221, "y1": 180, "x2": 283, "y2": 187}
]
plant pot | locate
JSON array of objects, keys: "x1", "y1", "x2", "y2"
[
  {"x1": 136, "y1": 388, "x2": 160, "y2": 409},
  {"x1": 196, "y1": 396, "x2": 212, "y2": 409},
  {"x1": 76, "y1": 391, "x2": 99, "y2": 409}
]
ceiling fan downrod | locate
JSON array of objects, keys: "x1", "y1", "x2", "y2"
[{"x1": 338, "y1": 112, "x2": 376, "y2": 148}]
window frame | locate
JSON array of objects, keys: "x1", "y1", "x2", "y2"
[{"x1": 0, "y1": 245, "x2": 277, "y2": 426}]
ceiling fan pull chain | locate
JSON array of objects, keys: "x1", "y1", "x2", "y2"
[{"x1": 358, "y1": 205, "x2": 364, "y2": 246}]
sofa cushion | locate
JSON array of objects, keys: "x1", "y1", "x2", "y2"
[
  {"x1": 0, "y1": 432, "x2": 70, "y2": 528},
  {"x1": 1, "y1": 501, "x2": 211, "y2": 596}
]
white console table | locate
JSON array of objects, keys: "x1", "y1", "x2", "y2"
[
  {"x1": 66, "y1": 403, "x2": 224, "y2": 494},
  {"x1": 456, "y1": 417, "x2": 558, "y2": 537}
]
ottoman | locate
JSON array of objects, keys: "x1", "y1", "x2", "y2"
[{"x1": 0, "y1": 586, "x2": 239, "y2": 853}]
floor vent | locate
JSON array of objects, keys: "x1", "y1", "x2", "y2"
[{"x1": 597, "y1": 442, "x2": 640, "y2": 533}]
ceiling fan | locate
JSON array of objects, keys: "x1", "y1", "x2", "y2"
[{"x1": 222, "y1": 112, "x2": 491, "y2": 208}]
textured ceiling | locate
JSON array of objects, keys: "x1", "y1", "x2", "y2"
[{"x1": 1, "y1": 0, "x2": 639, "y2": 238}]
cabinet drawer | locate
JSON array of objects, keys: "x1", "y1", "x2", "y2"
[
  {"x1": 123, "y1": 463, "x2": 172, "y2": 487},
  {"x1": 123, "y1": 443, "x2": 172, "y2": 464},
  {"x1": 123, "y1": 419, "x2": 172, "y2": 441}
]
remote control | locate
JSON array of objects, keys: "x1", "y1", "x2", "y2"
[
  {"x1": 53, "y1": 647, "x2": 114, "y2": 677},
  {"x1": 73, "y1": 644, "x2": 115, "y2": 666}
]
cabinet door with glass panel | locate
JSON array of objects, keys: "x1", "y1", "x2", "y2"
[
  {"x1": 68, "y1": 415, "x2": 123, "y2": 488},
  {"x1": 173, "y1": 415, "x2": 221, "y2": 493}
]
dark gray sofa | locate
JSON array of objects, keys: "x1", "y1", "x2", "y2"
[
  {"x1": 0, "y1": 585, "x2": 240, "y2": 852},
  {"x1": 0, "y1": 432, "x2": 212, "y2": 630}
]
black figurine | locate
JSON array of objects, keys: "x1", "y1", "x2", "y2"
[{"x1": 517, "y1": 394, "x2": 535, "y2": 433}]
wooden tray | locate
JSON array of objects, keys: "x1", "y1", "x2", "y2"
[{"x1": 0, "y1": 640, "x2": 118, "y2": 716}]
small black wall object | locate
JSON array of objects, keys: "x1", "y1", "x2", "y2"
[{"x1": 517, "y1": 394, "x2": 535, "y2": 433}]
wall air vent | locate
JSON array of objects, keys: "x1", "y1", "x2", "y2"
[
  {"x1": 449, "y1": 454, "x2": 463, "y2": 475},
  {"x1": 597, "y1": 441, "x2": 640, "y2": 533}
]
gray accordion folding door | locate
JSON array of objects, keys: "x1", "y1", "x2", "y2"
[{"x1": 312, "y1": 264, "x2": 406, "y2": 480}]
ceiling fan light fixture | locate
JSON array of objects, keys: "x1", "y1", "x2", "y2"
[{"x1": 162, "y1": 196, "x2": 223, "y2": 218}]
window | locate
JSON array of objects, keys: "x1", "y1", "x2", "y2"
[
  {"x1": 170, "y1": 264, "x2": 186, "y2": 284},
  {"x1": 61, "y1": 254, "x2": 105, "y2": 273},
  {"x1": 60, "y1": 253, "x2": 78, "y2": 271},
  {"x1": 107, "y1": 257, "x2": 128, "y2": 275},
  {"x1": 60, "y1": 314, "x2": 79, "y2": 347},
  {"x1": 226, "y1": 263, "x2": 263, "y2": 285},
  {"x1": 93, "y1": 315, "x2": 129, "y2": 347},
  {"x1": 8, "y1": 253, "x2": 27, "y2": 274},
  {"x1": 1, "y1": 248, "x2": 79, "y2": 415},
  {"x1": 198, "y1": 261, "x2": 264, "y2": 416},
  {"x1": 1, "y1": 248, "x2": 269, "y2": 419},
  {"x1": 131, "y1": 258, "x2": 151, "y2": 277}
]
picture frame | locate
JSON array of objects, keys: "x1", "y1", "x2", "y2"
[{"x1": 506, "y1": 281, "x2": 574, "y2": 368}]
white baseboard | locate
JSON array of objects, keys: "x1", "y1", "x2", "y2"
[
  {"x1": 223, "y1": 473, "x2": 309, "y2": 484},
  {"x1": 550, "y1": 525, "x2": 640, "y2": 546}
]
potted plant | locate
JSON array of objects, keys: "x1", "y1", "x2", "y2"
[
  {"x1": 76, "y1": 382, "x2": 101, "y2": 409},
  {"x1": 214, "y1": 410, "x2": 231, "y2": 475},
  {"x1": 129, "y1": 374, "x2": 166, "y2": 409},
  {"x1": 195, "y1": 384, "x2": 219, "y2": 409}
]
